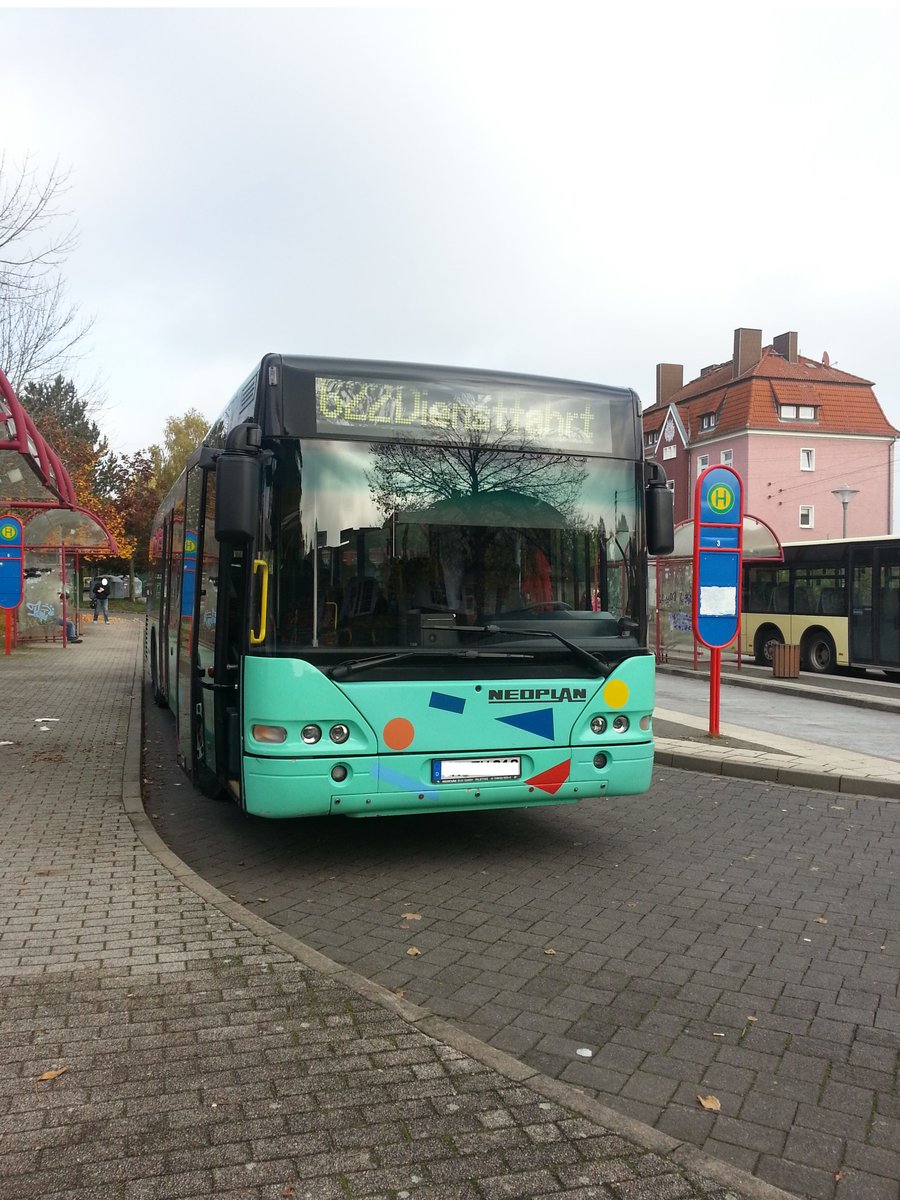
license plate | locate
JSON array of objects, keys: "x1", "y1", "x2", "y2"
[{"x1": 431, "y1": 756, "x2": 521, "y2": 784}]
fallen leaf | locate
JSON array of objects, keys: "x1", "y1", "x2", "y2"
[
  {"x1": 815, "y1": 917, "x2": 828, "y2": 924},
  {"x1": 393, "y1": 988, "x2": 405, "y2": 998},
  {"x1": 544, "y1": 948, "x2": 557, "y2": 956},
  {"x1": 255, "y1": 898, "x2": 269, "y2": 903},
  {"x1": 746, "y1": 1015, "x2": 758, "y2": 1023},
  {"x1": 36, "y1": 1068, "x2": 67, "y2": 1082},
  {"x1": 834, "y1": 1172, "x2": 842, "y2": 1182},
  {"x1": 401, "y1": 912, "x2": 422, "y2": 921},
  {"x1": 697, "y1": 1094, "x2": 721, "y2": 1111},
  {"x1": 406, "y1": 946, "x2": 421, "y2": 957}
]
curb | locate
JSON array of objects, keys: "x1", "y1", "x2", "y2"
[
  {"x1": 654, "y1": 746, "x2": 900, "y2": 800},
  {"x1": 658, "y1": 663, "x2": 900, "y2": 716},
  {"x1": 122, "y1": 629, "x2": 802, "y2": 1200}
]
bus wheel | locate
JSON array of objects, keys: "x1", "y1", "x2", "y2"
[
  {"x1": 194, "y1": 721, "x2": 224, "y2": 799},
  {"x1": 754, "y1": 626, "x2": 783, "y2": 666},
  {"x1": 150, "y1": 642, "x2": 167, "y2": 707},
  {"x1": 802, "y1": 631, "x2": 836, "y2": 674}
]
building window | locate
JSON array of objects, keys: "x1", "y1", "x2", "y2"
[
  {"x1": 799, "y1": 505, "x2": 814, "y2": 528},
  {"x1": 800, "y1": 447, "x2": 815, "y2": 471},
  {"x1": 697, "y1": 454, "x2": 709, "y2": 474},
  {"x1": 645, "y1": 431, "x2": 656, "y2": 446},
  {"x1": 721, "y1": 449, "x2": 733, "y2": 466},
  {"x1": 662, "y1": 444, "x2": 676, "y2": 460},
  {"x1": 780, "y1": 403, "x2": 817, "y2": 421},
  {"x1": 700, "y1": 413, "x2": 717, "y2": 430}
]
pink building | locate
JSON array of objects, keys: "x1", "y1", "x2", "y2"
[{"x1": 642, "y1": 327, "x2": 898, "y2": 542}]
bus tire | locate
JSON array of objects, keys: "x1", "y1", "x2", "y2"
[
  {"x1": 150, "y1": 640, "x2": 167, "y2": 707},
  {"x1": 194, "y1": 719, "x2": 224, "y2": 799},
  {"x1": 802, "y1": 630, "x2": 836, "y2": 674},
  {"x1": 754, "y1": 625, "x2": 783, "y2": 666}
]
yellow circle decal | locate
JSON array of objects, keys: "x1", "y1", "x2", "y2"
[
  {"x1": 709, "y1": 484, "x2": 735, "y2": 514},
  {"x1": 0, "y1": 522, "x2": 17, "y2": 541},
  {"x1": 603, "y1": 680, "x2": 629, "y2": 709}
]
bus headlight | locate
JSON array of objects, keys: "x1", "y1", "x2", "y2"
[
  {"x1": 329, "y1": 723, "x2": 350, "y2": 744},
  {"x1": 252, "y1": 724, "x2": 287, "y2": 744},
  {"x1": 613, "y1": 715, "x2": 630, "y2": 733},
  {"x1": 590, "y1": 715, "x2": 607, "y2": 734},
  {"x1": 300, "y1": 724, "x2": 322, "y2": 744}
]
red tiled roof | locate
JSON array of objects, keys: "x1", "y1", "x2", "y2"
[{"x1": 642, "y1": 347, "x2": 898, "y2": 440}]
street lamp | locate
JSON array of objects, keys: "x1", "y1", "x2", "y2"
[{"x1": 831, "y1": 484, "x2": 859, "y2": 538}]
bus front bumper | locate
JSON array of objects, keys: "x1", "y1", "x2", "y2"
[{"x1": 241, "y1": 742, "x2": 654, "y2": 818}]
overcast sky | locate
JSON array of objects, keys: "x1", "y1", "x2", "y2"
[{"x1": 3, "y1": 3, "x2": 899, "y2": 477}]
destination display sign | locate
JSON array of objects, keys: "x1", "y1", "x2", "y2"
[{"x1": 315, "y1": 376, "x2": 617, "y2": 453}]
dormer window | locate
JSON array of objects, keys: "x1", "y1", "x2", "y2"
[
  {"x1": 645, "y1": 430, "x2": 657, "y2": 446},
  {"x1": 700, "y1": 413, "x2": 717, "y2": 431},
  {"x1": 780, "y1": 403, "x2": 817, "y2": 421}
]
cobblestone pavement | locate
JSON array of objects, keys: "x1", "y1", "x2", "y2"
[
  {"x1": 1, "y1": 619, "x2": 790, "y2": 1200},
  {"x1": 144, "y1": 671, "x2": 900, "y2": 1200}
]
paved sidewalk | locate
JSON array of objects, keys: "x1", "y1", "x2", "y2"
[
  {"x1": 654, "y1": 709, "x2": 900, "y2": 800},
  {"x1": 1, "y1": 623, "x2": 890, "y2": 1200}
]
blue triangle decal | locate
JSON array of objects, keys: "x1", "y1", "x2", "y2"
[{"x1": 496, "y1": 708, "x2": 555, "y2": 741}]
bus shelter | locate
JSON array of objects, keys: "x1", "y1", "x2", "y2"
[
  {"x1": 1, "y1": 368, "x2": 118, "y2": 648},
  {"x1": 650, "y1": 515, "x2": 782, "y2": 667}
]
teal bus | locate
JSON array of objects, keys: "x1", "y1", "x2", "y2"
[{"x1": 146, "y1": 356, "x2": 674, "y2": 818}]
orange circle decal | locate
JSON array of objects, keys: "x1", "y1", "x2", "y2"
[{"x1": 383, "y1": 717, "x2": 414, "y2": 750}]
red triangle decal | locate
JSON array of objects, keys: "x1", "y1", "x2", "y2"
[{"x1": 525, "y1": 760, "x2": 571, "y2": 795}]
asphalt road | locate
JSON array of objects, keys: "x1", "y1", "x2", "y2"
[
  {"x1": 144, "y1": 686, "x2": 900, "y2": 1200},
  {"x1": 655, "y1": 671, "x2": 900, "y2": 763}
]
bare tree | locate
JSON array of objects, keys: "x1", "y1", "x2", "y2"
[{"x1": 0, "y1": 154, "x2": 93, "y2": 391}]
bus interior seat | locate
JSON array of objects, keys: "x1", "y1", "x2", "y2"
[
  {"x1": 770, "y1": 584, "x2": 790, "y2": 611},
  {"x1": 818, "y1": 588, "x2": 845, "y2": 616}
]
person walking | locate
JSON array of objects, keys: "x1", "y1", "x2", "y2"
[{"x1": 91, "y1": 576, "x2": 111, "y2": 624}]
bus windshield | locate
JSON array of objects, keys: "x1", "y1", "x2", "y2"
[{"x1": 262, "y1": 435, "x2": 641, "y2": 663}]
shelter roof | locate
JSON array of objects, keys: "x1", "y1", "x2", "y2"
[{"x1": 0, "y1": 368, "x2": 118, "y2": 554}]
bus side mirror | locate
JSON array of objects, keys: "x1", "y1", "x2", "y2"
[
  {"x1": 645, "y1": 462, "x2": 675, "y2": 555},
  {"x1": 215, "y1": 453, "x2": 260, "y2": 542}
]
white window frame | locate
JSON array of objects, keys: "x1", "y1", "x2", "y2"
[
  {"x1": 780, "y1": 404, "x2": 797, "y2": 419},
  {"x1": 700, "y1": 413, "x2": 717, "y2": 430},
  {"x1": 662, "y1": 444, "x2": 676, "y2": 460},
  {"x1": 697, "y1": 454, "x2": 709, "y2": 474},
  {"x1": 720, "y1": 449, "x2": 733, "y2": 466},
  {"x1": 800, "y1": 447, "x2": 815, "y2": 471},
  {"x1": 799, "y1": 505, "x2": 814, "y2": 528},
  {"x1": 798, "y1": 405, "x2": 816, "y2": 420}
]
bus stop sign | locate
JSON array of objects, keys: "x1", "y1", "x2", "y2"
[
  {"x1": 0, "y1": 516, "x2": 25, "y2": 610},
  {"x1": 692, "y1": 465, "x2": 743, "y2": 649}
]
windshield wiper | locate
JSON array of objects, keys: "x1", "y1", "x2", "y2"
[
  {"x1": 471, "y1": 624, "x2": 609, "y2": 676},
  {"x1": 329, "y1": 647, "x2": 533, "y2": 680}
]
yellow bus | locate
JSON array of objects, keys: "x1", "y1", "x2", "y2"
[{"x1": 741, "y1": 535, "x2": 900, "y2": 677}]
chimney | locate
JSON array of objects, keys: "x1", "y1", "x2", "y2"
[
  {"x1": 773, "y1": 331, "x2": 798, "y2": 363},
  {"x1": 656, "y1": 363, "x2": 683, "y2": 406},
  {"x1": 733, "y1": 327, "x2": 762, "y2": 379}
]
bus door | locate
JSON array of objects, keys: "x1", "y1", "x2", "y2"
[
  {"x1": 876, "y1": 545, "x2": 900, "y2": 668},
  {"x1": 197, "y1": 461, "x2": 250, "y2": 798},
  {"x1": 175, "y1": 467, "x2": 203, "y2": 772},
  {"x1": 850, "y1": 546, "x2": 874, "y2": 664}
]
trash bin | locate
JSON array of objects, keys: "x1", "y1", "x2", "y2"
[{"x1": 772, "y1": 643, "x2": 800, "y2": 678}]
